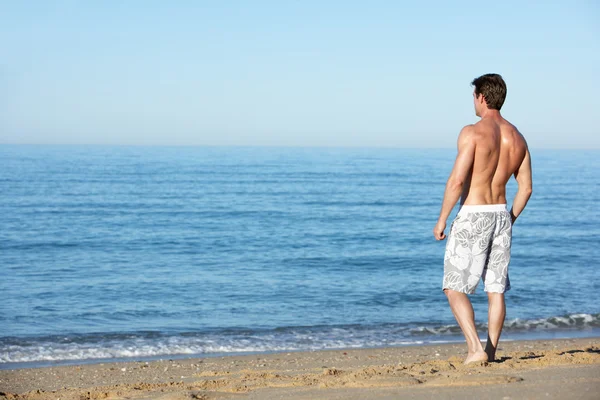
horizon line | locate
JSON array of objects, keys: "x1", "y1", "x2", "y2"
[{"x1": 0, "y1": 142, "x2": 599, "y2": 151}]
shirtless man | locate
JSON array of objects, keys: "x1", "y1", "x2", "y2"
[{"x1": 433, "y1": 73, "x2": 532, "y2": 364}]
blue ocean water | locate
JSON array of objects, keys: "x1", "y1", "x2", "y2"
[{"x1": 1, "y1": 145, "x2": 599, "y2": 368}]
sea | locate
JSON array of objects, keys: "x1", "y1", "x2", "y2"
[{"x1": 1, "y1": 145, "x2": 599, "y2": 370}]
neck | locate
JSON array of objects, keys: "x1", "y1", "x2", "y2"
[{"x1": 480, "y1": 108, "x2": 502, "y2": 119}]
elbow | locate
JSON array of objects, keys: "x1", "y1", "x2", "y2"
[{"x1": 447, "y1": 178, "x2": 464, "y2": 192}]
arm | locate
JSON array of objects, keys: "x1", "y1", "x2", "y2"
[
  {"x1": 433, "y1": 126, "x2": 476, "y2": 240},
  {"x1": 510, "y1": 146, "x2": 532, "y2": 224}
]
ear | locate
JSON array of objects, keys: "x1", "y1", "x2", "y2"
[{"x1": 478, "y1": 93, "x2": 487, "y2": 107}]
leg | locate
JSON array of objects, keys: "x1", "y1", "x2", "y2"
[
  {"x1": 485, "y1": 292, "x2": 506, "y2": 361},
  {"x1": 483, "y1": 211, "x2": 511, "y2": 361},
  {"x1": 444, "y1": 289, "x2": 488, "y2": 364}
]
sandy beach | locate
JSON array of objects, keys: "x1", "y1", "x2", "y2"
[{"x1": 1, "y1": 337, "x2": 599, "y2": 400}]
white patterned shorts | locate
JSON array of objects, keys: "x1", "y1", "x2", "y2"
[{"x1": 443, "y1": 204, "x2": 512, "y2": 294}]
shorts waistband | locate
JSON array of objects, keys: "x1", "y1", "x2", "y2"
[{"x1": 457, "y1": 204, "x2": 508, "y2": 215}]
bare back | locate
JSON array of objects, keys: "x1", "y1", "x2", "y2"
[{"x1": 461, "y1": 116, "x2": 528, "y2": 205}]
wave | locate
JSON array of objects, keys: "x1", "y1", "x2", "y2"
[
  {"x1": 410, "y1": 313, "x2": 600, "y2": 336},
  {"x1": 1, "y1": 313, "x2": 598, "y2": 365}
]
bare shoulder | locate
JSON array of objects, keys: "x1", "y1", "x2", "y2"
[
  {"x1": 458, "y1": 124, "x2": 478, "y2": 141},
  {"x1": 458, "y1": 123, "x2": 485, "y2": 147},
  {"x1": 501, "y1": 118, "x2": 527, "y2": 147},
  {"x1": 499, "y1": 117, "x2": 520, "y2": 134}
]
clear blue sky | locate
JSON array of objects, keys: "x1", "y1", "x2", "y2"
[{"x1": 1, "y1": 1, "x2": 598, "y2": 148}]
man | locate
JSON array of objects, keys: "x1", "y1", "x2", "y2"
[{"x1": 433, "y1": 73, "x2": 532, "y2": 364}]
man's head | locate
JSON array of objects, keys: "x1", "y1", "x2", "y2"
[{"x1": 471, "y1": 73, "x2": 507, "y2": 116}]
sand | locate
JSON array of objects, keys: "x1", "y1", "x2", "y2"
[{"x1": 1, "y1": 337, "x2": 599, "y2": 400}]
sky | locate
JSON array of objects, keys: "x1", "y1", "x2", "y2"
[{"x1": 1, "y1": 1, "x2": 599, "y2": 148}]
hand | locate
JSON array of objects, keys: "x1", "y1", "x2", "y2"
[{"x1": 433, "y1": 221, "x2": 447, "y2": 240}]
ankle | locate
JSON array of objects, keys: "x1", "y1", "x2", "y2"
[
  {"x1": 485, "y1": 342, "x2": 498, "y2": 353},
  {"x1": 470, "y1": 340, "x2": 485, "y2": 352},
  {"x1": 468, "y1": 345, "x2": 485, "y2": 355},
  {"x1": 485, "y1": 343, "x2": 497, "y2": 360}
]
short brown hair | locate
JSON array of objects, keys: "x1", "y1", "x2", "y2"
[{"x1": 471, "y1": 73, "x2": 507, "y2": 110}]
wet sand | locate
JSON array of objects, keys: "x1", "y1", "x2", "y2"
[{"x1": 1, "y1": 337, "x2": 599, "y2": 400}]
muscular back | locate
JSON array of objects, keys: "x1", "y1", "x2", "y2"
[{"x1": 461, "y1": 117, "x2": 528, "y2": 205}]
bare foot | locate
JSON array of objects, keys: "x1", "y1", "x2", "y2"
[{"x1": 464, "y1": 350, "x2": 488, "y2": 364}]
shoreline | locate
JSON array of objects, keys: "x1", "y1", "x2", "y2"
[
  {"x1": 1, "y1": 337, "x2": 599, "y2": 399},
  {"x1": 3, "y1": 329, "x2": 600, "y2": 372},
  {"x1": 3, "y1": 322, "x2": 599, "y2": 371}
]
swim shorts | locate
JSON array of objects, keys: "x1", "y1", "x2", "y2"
[{"x1": 443, "y1": 204, "x2": 512, "y2": 294}]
